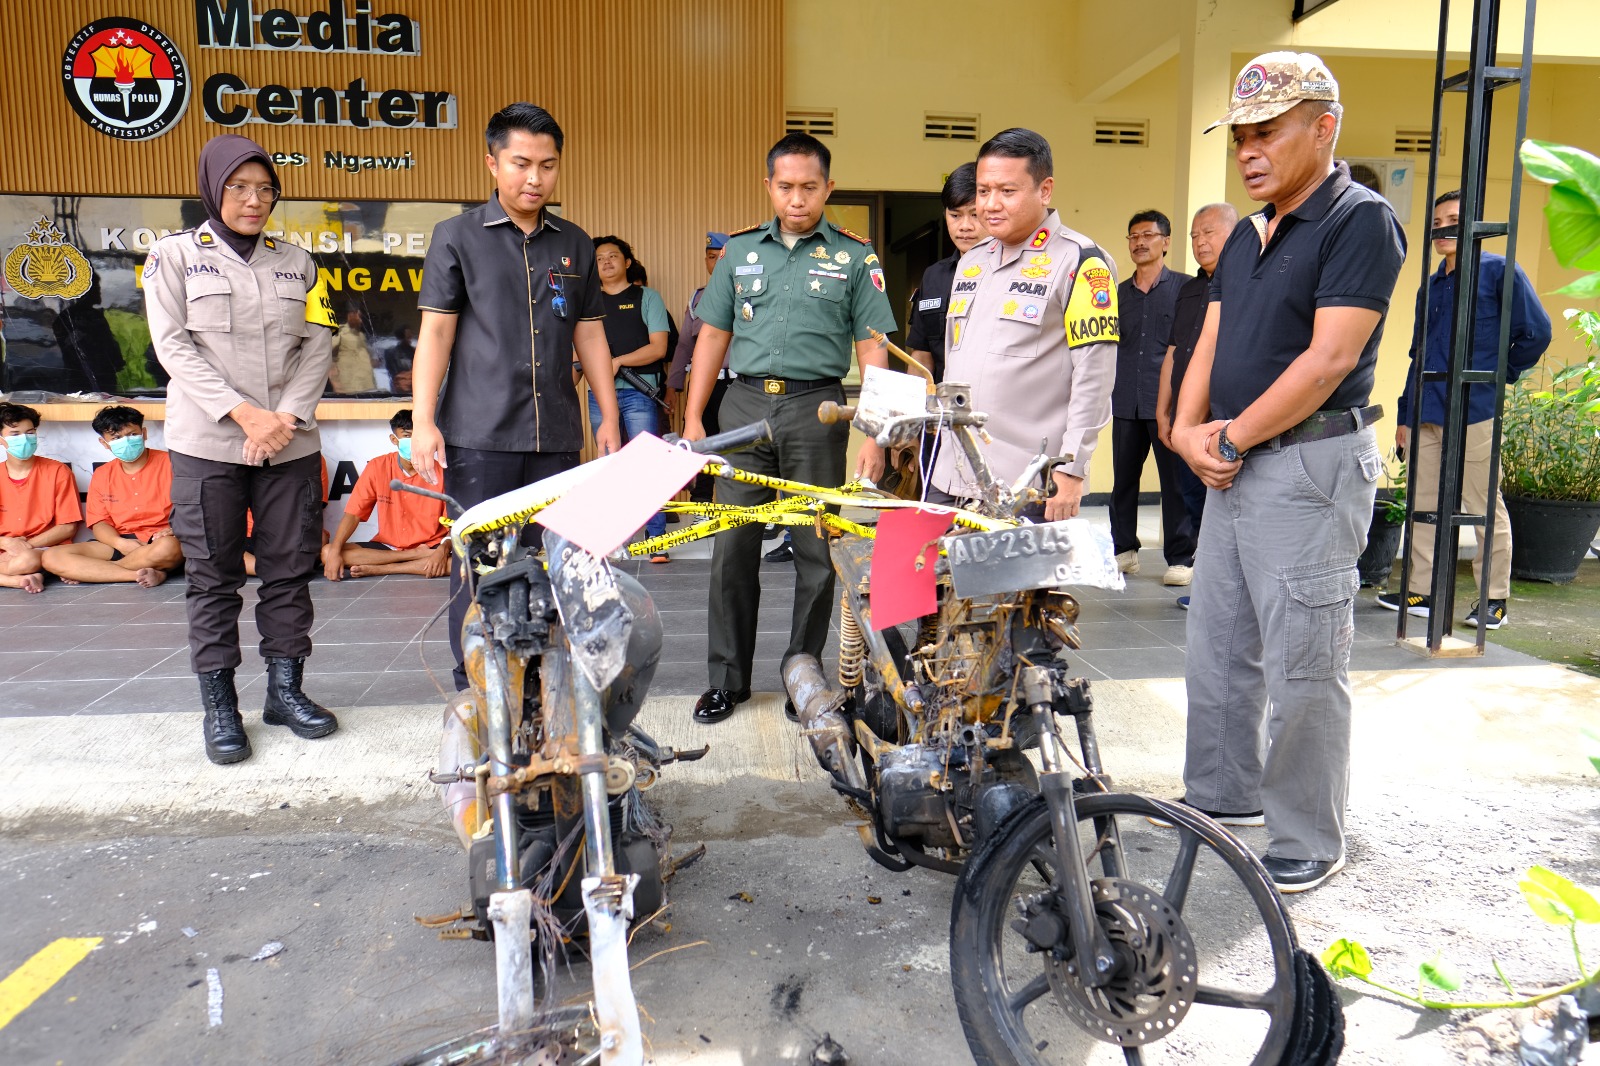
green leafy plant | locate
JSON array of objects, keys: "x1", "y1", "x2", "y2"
[
  {"x1": 1323, "y1": 865, "x2": 1600, "y2": 1010},
  {"x1": 1520, "y1": 140, "x2": 1600, "y2": 299},
  {"x1": 1500, "y1": 310, "x2": 1600, "y2": 501},
  {"x1": 1378, "y1": 455, "x2": 1408, "y2": 526}
]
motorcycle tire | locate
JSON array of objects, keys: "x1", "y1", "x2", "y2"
[{"x1": 949, "y1": 793, "x2": 1300, "y2": 1066}]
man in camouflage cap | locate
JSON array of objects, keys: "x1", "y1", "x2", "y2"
[{"x1": 1170, "y1": 51, "x2": 1407, "y2": 893}]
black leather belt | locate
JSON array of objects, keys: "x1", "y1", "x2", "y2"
[
  {"x1": 1259, "y1": 405, "x2": 1383, "y2": 451},
  {"x1": 740, "y1": 376, "x2": 840, "y2": 396}
]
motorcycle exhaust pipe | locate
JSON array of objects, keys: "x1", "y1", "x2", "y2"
[{"x1": 783, "y1": 653, "x2": 867, "y2": 791}]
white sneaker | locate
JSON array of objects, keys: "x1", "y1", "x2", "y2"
[
  {"x1": 1115, "y1": 550, "x2": 1140, "y2": 575},
  {"x1": 1163, "y1": 564, "x2": 1193, "y2": 586}
]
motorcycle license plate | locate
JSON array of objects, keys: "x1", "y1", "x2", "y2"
[{"x1": 944, "y1": 519, "x2": 1122, "y2": 598}]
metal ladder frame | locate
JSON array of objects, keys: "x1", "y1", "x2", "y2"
[{"x1": 1396, "y1": 0, "x2": 1537, "y2": 655}]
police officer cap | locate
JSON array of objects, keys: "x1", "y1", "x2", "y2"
[{"x1": 706, "y1": 232, "x2": 730, "y2": 250}]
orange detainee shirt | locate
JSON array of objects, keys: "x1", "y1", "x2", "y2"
[
  {"x1": 344, "y1": 451, "x2": 446, "y2": 551},
  {"x1": 0, "y1": 456, "x2": 84, "y2": 539},
  {"x1": 86, "y1": 449, "x2": 174, "y2": 543}
]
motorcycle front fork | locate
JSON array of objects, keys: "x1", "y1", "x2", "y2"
[{"x1": 1020, "y1": 666, "x2": 1124, "y2": 990}]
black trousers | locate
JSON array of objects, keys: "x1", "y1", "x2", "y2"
[
  {"x1": 707, "y1": 379, "x2": 847, "y2": 693},
  {"x1": 170, "y1": 450, "x2": 324, "y2": 674},
  {"x1": 1108, "y1": 416, "x2": 1196, "y2": 566},
  {"x1": 445, "y1": 445, "x2": 579, "y2": 691}
]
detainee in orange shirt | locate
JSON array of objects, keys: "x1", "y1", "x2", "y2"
[
  {"x1": 322, "y1": 409, "x2": 449, "y2": 580},
  {"x1": 0, "y1": 402, "x2": 83, "y2": 594},
  {"x1": 43, "y1": 406, "x2": 183, "y2": 587}
]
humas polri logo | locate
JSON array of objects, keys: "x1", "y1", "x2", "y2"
[{"x1": 62, "y1": 19, "x2": 190, "y2": 140}]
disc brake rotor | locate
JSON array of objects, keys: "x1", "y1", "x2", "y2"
[{"x1": 1045, "y1": 877, "x2": 1198, "y2": 1046}]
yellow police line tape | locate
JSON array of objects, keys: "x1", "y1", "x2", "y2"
[{"x1": 449, "y1": 461, "x2": 1015, "y2": 551}]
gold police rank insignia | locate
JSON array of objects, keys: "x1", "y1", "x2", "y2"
[
  {"x1": 810, "y1": 246, "x2": 832, "y2": 261},
  {"x1": 962, "y1": 265, "x2": 982, "y2": 278},
  {"x1": 4, "y1": 218, "x2": 92, "y2": 301}
]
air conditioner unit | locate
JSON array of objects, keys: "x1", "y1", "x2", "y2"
[{"x1": 1339, "y1": 157, "x2": 1413, "y2": 224}]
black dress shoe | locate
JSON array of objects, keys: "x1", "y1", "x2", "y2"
[
  {"x1": 692, "y1": 687, "x2": 750, "y2": 724},
  {"x1": 199, "y1": 668, "x2": 252, "y2": 765},
  {"x1": 764, "y1": 542, "x2": 793, "y2": 563},
  {"x1": 1262, "y1": 853, "x2": 1346, "y2": 894},
  {"x1": 784, "y1": 699, "x2": 800, "y2": 723},
  {"x1": 262, "y1": 656, "x2": 339, "y2": 739}
]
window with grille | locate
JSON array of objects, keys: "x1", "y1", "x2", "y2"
[
  {"x1": 1394, "y1": 127, "x2": 1439, "y2": 154},
  {"x1": 785, "y1": 109, "x2": 837, "y2": 138},
  {"x1": 924, "y1": 112, "x2": 979, "y2": 141},
  {"x1": 1093, "y1": 119, "x2": 1148, "y2": 147}
]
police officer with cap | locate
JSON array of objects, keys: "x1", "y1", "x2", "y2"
[
  {"x1": 668, "y1": 231, "x2": 732, "y2": 433},
  {"x1": 681, "y1": 133, "x2": 897, "y2": 725},
  {"x1": 1171, "y1": 52, "x2": 1406, "y2": 893}
]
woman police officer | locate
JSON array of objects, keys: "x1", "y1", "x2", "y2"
[{"x1": 144, "y1": 134, "x2": 339, "y2": 765}]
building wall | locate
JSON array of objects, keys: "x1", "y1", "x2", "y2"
[
  {"x1": 789, "y1": 1, "x2": 1599, "y2": 493},
  {"x1": 2, "y1": 0, "x2": 784, "y2": 323}
]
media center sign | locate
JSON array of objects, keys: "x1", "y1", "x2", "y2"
[{"x1": 60, "y1": 1, "x2": 455, "y2": 161}]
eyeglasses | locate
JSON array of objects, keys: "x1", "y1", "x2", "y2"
[
  {"x1": 546, "y1": 269, "x2": 568, "y2": 320},
  {"x1": 1127, "y1": 230, "x2": 1165, "y2": 242},
  {"x1": 223, "y1": 183, "x2": 280, "y2": 203}
]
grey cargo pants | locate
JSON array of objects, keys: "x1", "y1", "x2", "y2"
[{"x1": 1182, "y1": 428, "x2": 1381, "y2": 862}]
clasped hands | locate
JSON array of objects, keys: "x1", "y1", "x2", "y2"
[
  {"x1": 1172, "y1": 419, "x2": 1243, "y2": 491},
  {"x1": 231, "y1": 403, "x2": 299, "y2": 465}
]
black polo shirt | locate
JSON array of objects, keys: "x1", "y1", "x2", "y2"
[
  {"x1": 418, "y1": 193, "x2": 605, "y2": 452},
  {"x1": 905, "y1": 252, "x2": 958, "y2": 381},
  {"x1": 1208, "y1": 162, "x2": 1406, "y2": 420},
  {"x1": 1113, "y1": 265, "x2": 1187, "y2": 419},
  {"x1": 1166, "y1": 267, "x2": 1211, "y2": 403}
]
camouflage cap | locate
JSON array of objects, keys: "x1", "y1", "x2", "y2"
[{"x1": 1204, "y1": 51, "x2": 1339, "y2": 133}]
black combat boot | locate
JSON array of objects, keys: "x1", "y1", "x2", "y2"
[
  {"x1": 200, "y1": 668, "x2": 252, "y2": 765},
  {"x1": 262, "y1": 657, "x2": 339, "y2": 739}
]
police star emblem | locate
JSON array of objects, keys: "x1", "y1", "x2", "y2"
[
  {"x1": 809, "y1": 278, "x2": 823, "y2": 292},
  {"x1": 1002, "y1": 299, "x2": 1019, "y2": 316}
]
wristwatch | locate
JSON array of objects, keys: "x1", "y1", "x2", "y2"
[{"x1": 1217, "y1": 423, "x2": 1244, "y2": 462}]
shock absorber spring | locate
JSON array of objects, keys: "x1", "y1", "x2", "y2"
[{"x1": 838, "y1": 590, "x2": 865, "y2": 689}]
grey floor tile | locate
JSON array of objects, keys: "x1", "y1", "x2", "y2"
[
  {"x1": 11, "y1": 647, "x2": 172, "y2": 683},
  {"x1": 356, "y1": 670, "x2": 447, "y2": 707},
  {"x1": 85, "y1": 676, "x2": 197, "y2": 714},
  {"x1": 1074, "y1": 621, "x2": 1168, "y2": 652},
  {"x1": 136, "y1": 648, "x2": 196, "y2": 679},
  {"x1": 4, "y1": 624, "x2": 115, "y2": 653},
  {"x1": 1077, "y1": 646, "x2": 1188, "y2": 681},
  {"x1": 314, "y1": 614, "x2": 436, "y2": 644},
  {"x1": 0, "y1": 650, "x2": 56, "y2": 681},
  {"x1": 0, "y1": 678, "x2": 128, "y2": 717},
  {"x1": 90, "y1": 622, "x2": 194, "y2": 651},
  {"x1": 128, "y1": 601, "x2": 193, "y2": 623},
  {"x1": 237, "y1": 669, "x2": 384, "y2": 711},
  {"x1": 302, "y1": 642, "x2": 408, "y2": 673}
]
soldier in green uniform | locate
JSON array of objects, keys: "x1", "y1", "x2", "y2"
[{"x1": 682, "y1": 132, "x2": 897, "y2": 724}]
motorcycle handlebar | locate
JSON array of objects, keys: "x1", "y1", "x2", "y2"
[
  {"x1": 816, "y1": 401, "x2": 856, "y2": 425},
  {"x1": 390, "y1": 479, "x2": 465, "y2": 517},
  {"x1": 666, "y1": 419, "x2": 774, "y2": 455}
]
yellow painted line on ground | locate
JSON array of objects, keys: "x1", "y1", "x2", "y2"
[{"x1": 0, "y1": 937, "x2": 101, "y2": 1030}]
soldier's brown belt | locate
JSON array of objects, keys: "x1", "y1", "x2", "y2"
[{"x1": 738, "y1": 376, "x2": 841, "y2": 396}]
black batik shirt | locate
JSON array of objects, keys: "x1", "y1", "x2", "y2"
[
  {"x1": 905, "y1": 252, "x2": 958, "y2": 382},
  {"x1": 418, "y1": 193, "x2": 605, "y2": 452},
  {"x1": 1208, "y1": 162, "x2": 1407, "y2": 420},
  {"x1": 1112, "y1": 264, "x2": 1187, "y2": 419},
  {"x1": 1165, "y1": 267, "x2": 1211, "y2": 404}
]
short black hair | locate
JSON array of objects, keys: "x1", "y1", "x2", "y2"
[
  {"x1": 941, "y1": 162, "x2": 978, "y2": 211},
  {"x1": 766, "y1": 133, "x2": 831, "y2": 180},
  {"x1": 977, "y1": 128, "x2": 1053, "y2": 184},
  {"x1": 1128, "y1": 210, "x2": 1172, "y2": 237},
  {"x1": 1434, "y1": 188, "x2": 1462, "y2": 208},
  {"x1": 0, "y1": 402, "x2": 40, "y2": 431},
  {"x1": 390, "y1": 409, "x2": 413, "y2": 434},
  {"x1": 485, "y1": 102, "x2": 564, "y2": 156},
  {"x1": 593, "y1": 235, "x2": 636, "y2": 263},
  {"x1": 92, "y1": 405, "x2": 144, "y2": 437}
]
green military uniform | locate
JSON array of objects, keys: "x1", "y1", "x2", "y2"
[{"x1": 693, "y1": 215, "x2": 897, "y2": 695}]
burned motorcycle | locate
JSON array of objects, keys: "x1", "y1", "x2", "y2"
[
  {"x1": 396, "y1": 422, "x2": 770, "y2": 1066},
  {"x1": 770, "y1": 380, "x2": 1339, "y2": 1066}
]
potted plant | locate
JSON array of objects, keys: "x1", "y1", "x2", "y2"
[
  {"x1": 1508, "y1": 141, "x2": 1600, "y2": 582},
  {"x1": 1359, "y1": 456, "x2": 1407, "y2": 588}
]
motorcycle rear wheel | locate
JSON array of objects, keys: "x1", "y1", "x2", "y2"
[{"x1": 950, "y1": 793, "x2": 1297, "y2": 1066}]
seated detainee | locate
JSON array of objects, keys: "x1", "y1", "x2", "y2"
[
  {"x1": 42, "y1": 405, "x2": 182, "y2": 588},
  {"x1": 322, "y1": 410, "x2": 448, "y2": 580},
  {"x1": 0, "y1": 402, "x2": 83, "y2": 594}
]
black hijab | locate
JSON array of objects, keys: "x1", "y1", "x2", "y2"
[{"x1": 197, "y1": 134, "x2": 280, "y2": 262}]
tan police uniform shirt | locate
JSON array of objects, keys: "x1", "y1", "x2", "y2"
[
  {"x1": 143, "y1": 220, "x2": 334, "y2": 466},
  {"x1": 929, "y1": 210, "x2": 1120, "y2": 499}
]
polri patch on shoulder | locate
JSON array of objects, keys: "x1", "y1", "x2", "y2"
[{"x1": 143, "y1": 251, "x2": 160, "y2": 279}]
